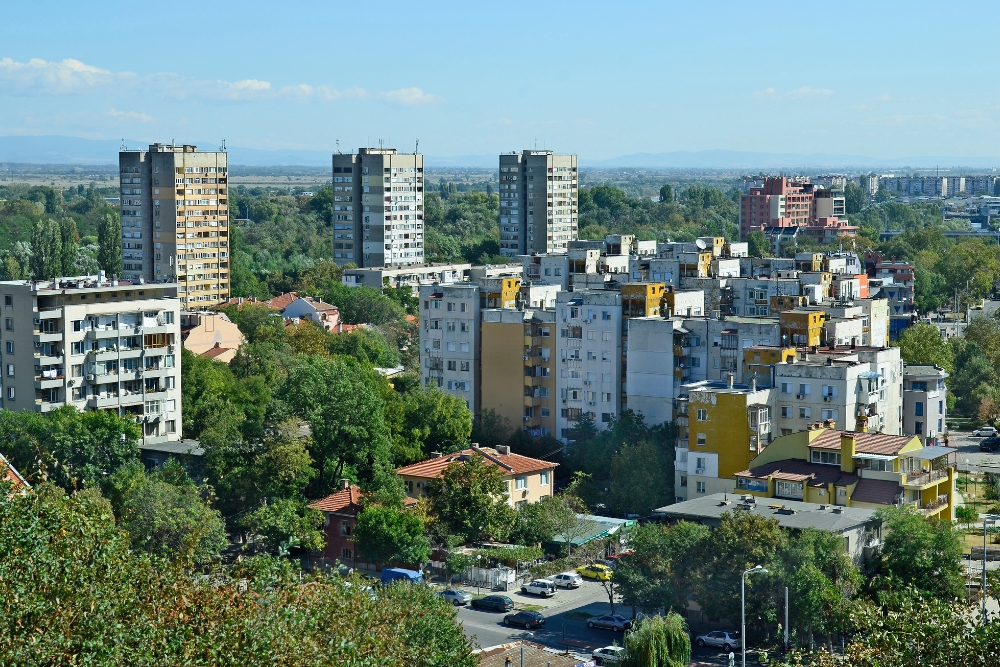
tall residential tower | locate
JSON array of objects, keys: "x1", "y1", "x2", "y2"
[
  {"x1": 118, "y1": 144, "x2": 230, "y2": 308},
  {"x1": 331, "y1": 148, "x2": 424, "y2": 267},
  {"x1": 498, "y1": 150, "x2": 578, "y2": 257}
]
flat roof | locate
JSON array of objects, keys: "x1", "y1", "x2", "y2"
[
  {"x1": 139, "y1": 440, "x2": 204, "y2": 456},
  {"x1": 654, "y1": 493, "x2": 877, "y2": 533}
]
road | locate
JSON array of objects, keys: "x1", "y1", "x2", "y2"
[
  {"x1": 950, "y1": 431, "x2": 1000, "y2": 473},
  {"x1": 452, "y1": 579, "x2": 758, "y2": 666}
]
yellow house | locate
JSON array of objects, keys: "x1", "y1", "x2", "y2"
[
  {"x1": 621, "y1": 282, "x2": 666, "y2": 318},
  {"x1": 181, "y1": 311, "x2": 245, "y2": 363},
  {"x1": 779, "y1": 309, "x2": 825, "y2": 347},
  {"x1": 396, "y1": 445, "x2": 557, "y2": 509},
  {"x1": 479, "y1": 277, "x2": 521, "y2": 309},
  {"x1": 770, "y1": 295, "x2": 810, "y2": 311},
  {"x1": 742, "y1": 346, "x2": 797, "y2": 386},
  {"x1": 734, "y1": 425, "x2": 955, "y2": 521}
]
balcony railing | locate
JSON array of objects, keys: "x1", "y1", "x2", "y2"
[
  {"x1": 903, "y1": 468, "x2": 949, "y2": 488},
  {"x1": 915, "y1": 495, "x2": 949, "y2": 515}
]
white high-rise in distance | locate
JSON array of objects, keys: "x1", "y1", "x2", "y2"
[{"x1": 498, "y1": 150, "x2": 578, "y2": 257}]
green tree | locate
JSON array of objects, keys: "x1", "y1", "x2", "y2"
[
  {"x1": 658, "y1": 183, "x2": 674, "y2": 203},
  {"x1": 106, "y1": 461, "x2": 228, "y2": 563},
  {"x1": 606, "y1": 439, "x2": 674, "y2": 516},
  {"x1": 388, "y1": 388, "x2": 472, "y2": 465},
  {"x1": 620, "y1": 612, "x2": 691, "y2": 667},
  {"x1": 97, "y1": 212, "x2": 123, "y2": 278},
  {"x1": 29, "y1": 218, "x2": 61, "y2": 280},
  {"x1": 896, "y1": 322, "x2": 954, "y2": 372},
  {"x1": 746, "y1": 230, "x2": 770, "y2": 257},
  {"x1": 242, "y1": 498, "x2": 325, "y2": 554},
  {"x1": 325, "y1": 283, "x2": 406, "y2": 325},
  {"x1": 872, "y1": 504, "x2": 964, "y2": 601},
  {"x1": 354, "y1": 502, "x2": 430, "y2": 568},
  {"x1": 59, "y1": 217, "x2": 79, "y2": 275},
  {"x1": 470, "y1": 409, "x2": 513, "y2": 449},
  {"x1": 844, "y1": 182, "x2": 867, "y2": 214},
  {"x1": 426, "y1": 455, "x2": 514, "y2": 543},
  {"x1": 328, "y1": 327, "x2": 401, "y2": 367}
]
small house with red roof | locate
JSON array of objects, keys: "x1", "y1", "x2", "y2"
[
  {"x1": 395, "y1": 445, "x2": 557, "y2": 509},
  {"x1": 1, "y1": 452, "x2": 29, "y2": 494}
]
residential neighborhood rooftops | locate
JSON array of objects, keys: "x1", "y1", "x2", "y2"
[
  {"x1": 849, "y1": 478, "x2": 903, "y2": 505},
  {"x1": 308, "y1": 483, "x2": 419, "y2": 515},
  {"x1": 267, "y1": 292, "x2": 300, "y2": 311},
  {"x1": 654, "y1": 493, "x2": 878, "y2": 533},
  {"x1": 201, "y1": 344, "x2": 234, "y2": 360},
  {"x1": 734, "y1": 459, "x2": 859, "y2": 488},
  {"x1": 395, "y1": 446, "x2": 557, "y2": 479},
  {"x1": 807, "y1": 429, "x2": 915, "y2": 456}
]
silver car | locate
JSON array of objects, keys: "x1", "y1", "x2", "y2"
[
  {"x1": 438, "y1": 588, "x2": 472, "y2": 606},
  {"x1": 694, "y1": 630, "x2": 742, "y2": 651},
  {"x1": 592, "y1": 646, "x2": 625, "y2": 665},
  {"x1": 586, "y1": 614, "x2": 633, "y2": 632}
]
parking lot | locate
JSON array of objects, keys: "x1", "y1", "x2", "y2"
[{"x1": 948, "y1": 431, "x2": 1000, "y2": 472}]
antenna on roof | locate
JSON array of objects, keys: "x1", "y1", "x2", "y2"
[
  {"x1": 414, "y1": 138, "x2": 419, "y2": 155},
  {"x1": 120, "y1": 138, "x2": 126, "y2": 151},
  {"x1": 220, "y1": 138, "x2": 226, "y2": 152},
  {"x1": 336, "y1": 138, "x2": 340, "y2": 155}
]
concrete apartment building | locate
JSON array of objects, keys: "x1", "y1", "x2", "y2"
[
  {"x1": 119, "y1": 144, "x2": 230, "y2": 307},
  {"x1": 0, "y1": 276, "x2": 182, "y2": 447},
  {"x1": 480, "y1": 309, "x2": 556, "y2": 438},
  {"x1": 498, "y1": 150, "x2": 578, "y2": 257},
  {"x1": 902, "y1": 364, "x2": 948, "y2": 446},
  {"x1": 739, "y1": 177, "x2": 846, "y2": 240},
  {"x1": 332, "y1": 148, "x2": 424, "y2": 267},
  {"x1": 555, "y1": 290, "x2": 622, "y2": 441},
  {"x1": 341, "y1": 262, "x2": 470, "y2": 291},
  {"x1": 419, "y1": 283, "x2": 480, "y2": 411}
]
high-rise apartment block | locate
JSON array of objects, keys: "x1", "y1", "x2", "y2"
[
  {"x1": 0, "y1": 277, "x2": 182, "y2": 447},
  {"x1": 332, "y1": 148, "x2": 424, "y2": 267},
  {"x1": 739, "y1": 177, "x2": 846, "y2": 240},
  {"x1": 419, "y1": 284, "x2": 480, "y2": 411},
  {"x1": 118, "y1": 144, "x2": 230, "y2": 308},
  {"x1": 498, "y1": 151, "x2": 578, "y2": 257}
]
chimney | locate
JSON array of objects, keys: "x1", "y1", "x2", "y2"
[
  {"x1": 840, "y1": 433, "x2": 856, "y2": 473},
  {"x1": 340, "y1": 478, "x2": 351, "y2": 490},
  {"x1": 496, "y1": 445, "x2": 510, "y2": 455},
  {"x1": 850, "y1": 338, "x2": 857, "y2": 349},
  {"x1": 824, "y1": 418, "x2": 836, "y2": 429},
  {"x1": 471, "y1": 442, "x2": 480, "y2": 450},
  {"x1": 728, "y1": 373, "x2": 734, "y2": 389},
  {"x1": 749, "y1": 377, "x2": 757, "y2": 392},
  {"x1": 430, "y1": 451, "x2": 443, "y2": 458},
  {"x1": 855, "y1": 413, "x2": 869, "y2": 433}
]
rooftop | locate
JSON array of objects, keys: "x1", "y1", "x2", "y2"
[
  {"x1": 1, "y1": 452, "x2": 29, "y2": 492},
  {"x1": 654, "y1": 493, "x2": 878, "y2": 533},
  {"x1": 395, "y1": 446, "x2": 557, "y2": 479},
  {"x1": 735, "y1": 458, "x2": 859, "y2": 488},
  {"x1": 808, "y1": 429, "x2": 916, "y2": 456},
  {"x1": 308, "y1": 484, "x2": 418, "y2": 515}
]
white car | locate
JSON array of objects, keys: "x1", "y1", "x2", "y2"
[
  {"x1": 973, "y1": 426, "x2": 997, "y2": 437},
  {"x1": 694, "y1": 630, "x2": 742, "y2": 651},
  {"x1": 592, "y1": 645, "x2": 625, "y2": 665},
  {"x1": 521, "y1": 579, "x2": 557, "y2": 597},
  {"x1": 550, "y1": 572, "x2": 583, "y2": 588}
]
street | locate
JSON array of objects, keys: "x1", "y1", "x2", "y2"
[{"x1": 950, "y1": 431, "x2": 1000, "y2": 472}]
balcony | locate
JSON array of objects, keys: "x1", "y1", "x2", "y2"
[
  {"x1": 916, "y1": 495, "x2": 949, "y2": 516},
  {"x1": 33, "y1": 331, "x2": 62, "y2": 343},
  {"x1": 903, "y1": 468, "x2": 949, "y2": 489}
]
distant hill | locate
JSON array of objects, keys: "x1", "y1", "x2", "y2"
[{"x1": 2, "y1": 135, "x2": 999, "y2": 171}]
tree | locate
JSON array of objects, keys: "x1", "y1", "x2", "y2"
[
  {"x1": 606, "y1": 439, "x2": 673, "y2": 516},
  {"x1": 955, "y1": 504, "x2": 978, "y2": 530},
  {"x1": 872, "y1": 504, "x2": 964, "y2": 601},
  {"x1": 325, "y1": 283, "x2": 406, "y2": 325},
  {"x1": 844, "y1": 182, "x2": 867, "y2": 215},
  {"x1": 59, "y1": 217, "x2": 79, "y2": 276},
  {"x1": 659, "y1": 184, "x2": 673, "y2": 203},
  {"x1": 97, "y1": 212, "x2": 123, "y2": 278},
  {"x1": 545, "y1": 489, "x2": 590, "y2": 557},
  {"x1": 896, "y1": 322, "x2": 954, "y2": 372},
  {"x1": 106, "y1": 461, "x2": 228, "y2": 563},
  {"x1": 328, "y1": 327, "x2": 401, "y2": 367},
  {"x1": 354, "y1": 502, "x2": 430, "y2": 568},
  {"x1": 616, "y1": 521, "x2": 710, "y2": 617},
  {"x1": 242, "y1": 498, "x2": 325, "y2": 554},
  {"x1": 746, "y1": 230, "x2": 770, "y2": 258},
  {"x1": 29, "y1": 218, "x2": 61, "y2": 280},
  {"x1": 620, "y1": 612, "x2": 691, "y2": 667},
  {"x1": 470, "y1": 409, "x2": 513, "y2": 449},
  {"x1": 287, "y1": 321, "x2": 330, "y2": 357},
  {"x1": 388, "y1": 388, "x2": 472, "y2": 465},
  {"x1": 426, "y1": 455, "x2": 514, "y2": 543}
]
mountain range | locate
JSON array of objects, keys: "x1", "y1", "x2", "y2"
[{"x1": 1, "y1": 135, "x2": 999, "y2": 171}]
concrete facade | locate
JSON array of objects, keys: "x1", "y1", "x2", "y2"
[
  {"x1": 902, "y1": 364, "x2": 948, "y2": 445},
  {"x1": 499, "y1": 151, "x2": 578, "y2": 257},
  {"x1": 419, "y1": 284, "x2": 480, "y2": 411}
]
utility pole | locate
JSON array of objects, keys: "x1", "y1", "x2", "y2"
[{"x1": 784, "y1": 586, "x2": 789, "y2": 653}]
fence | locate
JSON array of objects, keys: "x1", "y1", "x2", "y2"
[{"x1": 462, "y1": 566, "x2": 516, "y2": 591}]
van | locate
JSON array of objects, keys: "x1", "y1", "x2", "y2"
[{"x1": 380, "y1": 567, "x2": 424, "y2": 585}]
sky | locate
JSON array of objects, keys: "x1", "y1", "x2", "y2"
[{"x1": 2, "y1": 0, "x2": 1000, "y2": 161}]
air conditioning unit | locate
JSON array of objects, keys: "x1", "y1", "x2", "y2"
[
  {"x1": 33, "y1": 317, "x2": 40, "y2": 325},
  {"x1": 796, "y1": 394, "x2": 804, "y2": 399},
  {"x1": 523, "y1": 416, "x2": 531, "y2": 421},
  {"x1": 824, "y1": 396, "x2": 832, "y2": 402},
  {"x1": 695, "y1": 468, "x2": 706, "y2": 475},
  {"x1": 523, "y1": 355, "x2": 530, "y2": 361},
  {"x1": 584, "y1": 380, "x2": 591, "y2": 386},
  {"x1": 86, "y1": 374, "x2": 95, "y2": 381},
  {"x1": 34, "y1": 341, "x2": 41, "y2": 348}
]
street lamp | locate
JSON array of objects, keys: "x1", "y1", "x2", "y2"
[
  {"x1": 521, "y1": 632, "x2": 534, "y2": 667},
  {"x1": 742, "y1": 565, "x2": 768, "y2": 667},
  {"x1": 476, "y1": 554, "x2": 482, "y2": 597},
  {"x1": 983, "y1": 515, "x2": 1000, "y2": 622}
]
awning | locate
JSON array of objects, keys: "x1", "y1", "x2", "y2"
[
  {"x1": 853, "y1": 453, "x2": 897, "y2": 461},
  {"x1": 912, "y1": 446, "x2": 957, "y2": 460},
  {"x1": 676, "y1": 326, "x2": 691, "y2": 334}
]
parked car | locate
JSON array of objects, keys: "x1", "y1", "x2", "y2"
[
  {"x1": 592, "y1": 646, "x2": 625, "y2": 665},
  {"x1": 471, "y1": 595, "x2": 514, "y2": 612},
  {"x1": 521, "y1": 579, "x2": 557, "y2": 597},
  {"x1": 980, "y1": 437, "x2": 1000, "y2": 452},
  {"x1": 504, "y1": 610, "x2": 546, "y2": 629},
  {"x1": 973, "y1": 426, "x2": 998, "y2": 437},
  {"x1": 550, "y1": 572, "x2": 583, "y2": 589},
  {"x1": 586, "y1": 614, "x2": 633, "y2": 632},
  {"x1": 577, "y1": 563, "x2": 614, "y2": 581},
  {"x1": 379, "y1": 567, "x2": 424, "y2": 585},
  {"x1": 694, "y1": 630, "x2": 742, "y2": 651},
  {"x1": 437, "y1": 588, "x2": 472, "y2": 606}
]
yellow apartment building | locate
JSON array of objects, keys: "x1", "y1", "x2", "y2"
[
  {"x1": 735, "y1": 424, "x2": 955, "y2": 521},
  {"x1": 621, "y1": 282, "x2": 666, "y2": 318},
  {"x1": 779, "y1": 309, "x2": 825, "y2": 346},
  {"x1": 480, "y1": 277, "x2": 521, "y2": 309},
  {"x1": 770, "y1": 295, "x2": 810, "y2": 311}
]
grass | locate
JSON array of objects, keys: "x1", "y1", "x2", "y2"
[
  {"x1": 517, "y1": 603, "x2": 545, "y2": 612},
  {"x1": 564, "y1": 611, "x2": 592, "y2": 621}
]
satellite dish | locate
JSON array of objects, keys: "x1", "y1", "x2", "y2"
[{"x1": 695, "y1": 238, "x2": 708, "y2": 249}]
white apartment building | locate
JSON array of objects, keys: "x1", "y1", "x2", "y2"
[
  {"x1": 0, "y1": 276, "x2": 182, "y2": 446},
  {"x1": 332, "y1": 148, "x2": 424, "y2": 267},
  {"x1": 119, "y1": 144, "x2": 230, "y2": 307},
  {"x1": 626, "y1": 317, "x2": 680, "y2": 426},
  {"x1": 555, "y1": 290, "x2": 621, "y2": 441},
  {"x1": 518, "y1": 254, "x2": 570, "y2": 289},
  {"x1": 341, "y1": 262, "x2": 470, "y2": 291},
  {"x1": 902, "y1": 364, "x2": 948, "y2": 445},
  {"x1": 419, "y1": 284, "x2": 480, "y2": 411},
  {"x1": 499, "y1": 150, "x2": 578, "y2": 257}
]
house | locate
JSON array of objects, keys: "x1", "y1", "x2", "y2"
[
  {"x1": 733, "y1": 425, "x2": 956, "y2": 521},
  {"x1": 0, "y1": 451, "x2": 29, "y2": 493},
  {"x1": 181, "y1": 311, "x2": 244, "y2": 363},
  {"x1": 281, "y1": 296, "x2": 342, "y2": 332},
  {"x1": 395, "y1": 445, "x2": 557, "y2": 508},
  {"x1": 308, "y1": 480, "x2": 418, "y2": 571},
  {"x1": 476, "y1": 641, "x2": 589, "y2": 667}
]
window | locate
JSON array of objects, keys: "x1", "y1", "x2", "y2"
[
  {"x1": 799, "y1": 407, "x2": 811, "y2": 419},
  {"x1": 404, "y1": 480, "x2": 413, "y2": 494},
  {"x1": 696, "y1": 408, "x2": 708, "y2": 421},
  {"x1": 602, "y1": 331, "x2": 611, "y2": 341},
  {"x1": 776, "y1": 481, "x2": 804, "y2": 499},
  {"x1": 341, "y1": 548, "x2": 353, "y2": 560},
  {"x1": 695, "y1": 481, "x2": 706, "y2": 494},
  {"x1": 4, "y1": 341, "x2": 11, "y2": 354},
  {"x1": 680, "y1": 475, "x2": 688, "y2": 487},
  {"x1": 6, "y1": 386, "x2": 13, "y2": 400},
  {"x1": 2, "y1": 295, "x2": 10, "y2": 306},
  {"x1": 938, "y1": 400, "x2": 943, "y2": 414},
  {"x1": 781, "y1": 382, "x2": 792, "y2": 394},
  {"x1": 460, "y1": 321, "x2": 469, "y2": 332},
  {"x1": 5, "y1": 364, "x2": 12, "y2": 377},
  {"x1": 71, "y1": 364, "x2": 83, "y2": 377},
  {"x1": 540, "y1": 472, "x2": 549, "y2": 485},
  {"x1": 915, "y1": 420, "x2": 923, "y2": 433},
  {"x1": 821, "y1": 409, "x2": 838, "y2": 420},
  {"x1": 914, "y1": 401, "x2": 924, "y2": 417},
  {"x1": 460, "y1": 361, "x2": 470, "y2": 371},
  {"x1": 822, "y1": 385, "x2": 838, "y2": 397},
  {"x1": 460, "y1": 303, "x2": 468, "y2": 312},
  {"x1": 341, "y1": 520, "x2": 352, "y2": 537},
  {"x1": 811, "y1": 450, "x2": 841, "y2": 465},
  {"x1": 587, "y1": 330, "x2": 596, "y2": 340},
  {"x1": 602, "y1": 412, "x2": 612, "y2": 423},
  {"x1": 446, "y1": 360, "x2": 456, "y2": 371},
  {"x1": 541, "y1": 408, "x2": 549, "y2": 417},
  {"x1": 447, "y1": 302, "x2": 455, "y2": 311},
  {"x1": 460, "y1": 343, "x2": 470, "y2": 353},
  {"x1": 696, "y1": 433, "x2": 706, "y2": 446},
  {"x1": 696, "y1": 457, "x2": 706, "y2": 470},
  {"x1": 798, "y1": 383, "x2": 811, "y2": 396},
  {"x1": 602, "y1": 392, "x2": 611, "y2": 402},
  {"x1": 780, "y1": 406, "x2": 791, "y2": 418},
  {"x1": 516, "y1": 476, "x2": 527, "y2": 490},
  {"x1": 4, "y1": 318, "x2": 11, "y2": 331}
]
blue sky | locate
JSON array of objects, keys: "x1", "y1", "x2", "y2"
[{"x1": 1, "y1": 0, "x2": 999, "y2": 160}]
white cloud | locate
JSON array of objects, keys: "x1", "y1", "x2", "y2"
[
  {"x1": 753, "y1": 86, "x2": 832, "y2": 100},
  {"x1": 379, "y1": 87, "x2": 441, "y2": 107},
  {"x1": 0, "y1": 57, "x2": 121, "y2": 94},
  {"x1": 753, "y1": 87, "x2": 776, "y2": 98},
  {"x1": 107, "y1": 108, "x2": 154, "y2": 122}
]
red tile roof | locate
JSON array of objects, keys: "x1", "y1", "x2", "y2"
[
  {"x1": 267, "y1": 292, "x2": 300, "y2": 311},
  {"x1": 308, "y1": 484, "x2": 418, "y2": 515},
  {"x1": 735, "y1": 459, "x2": 858, "y2": 488},
  {"x1": 395, "y1": 447, "x2": 557, "y2": 479},
  {"x1": 200, "y1": 344, "x2": 233, "y2": 359},
  {"x1": 850, "y1": 477, "x2": 902, "y2": 505},
  {"x1": 809, "y1": 429, "x2": 915, "y2": 456},
  {"x1": 1, "y1": 452, "x2": 28, "y2": 492}
]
